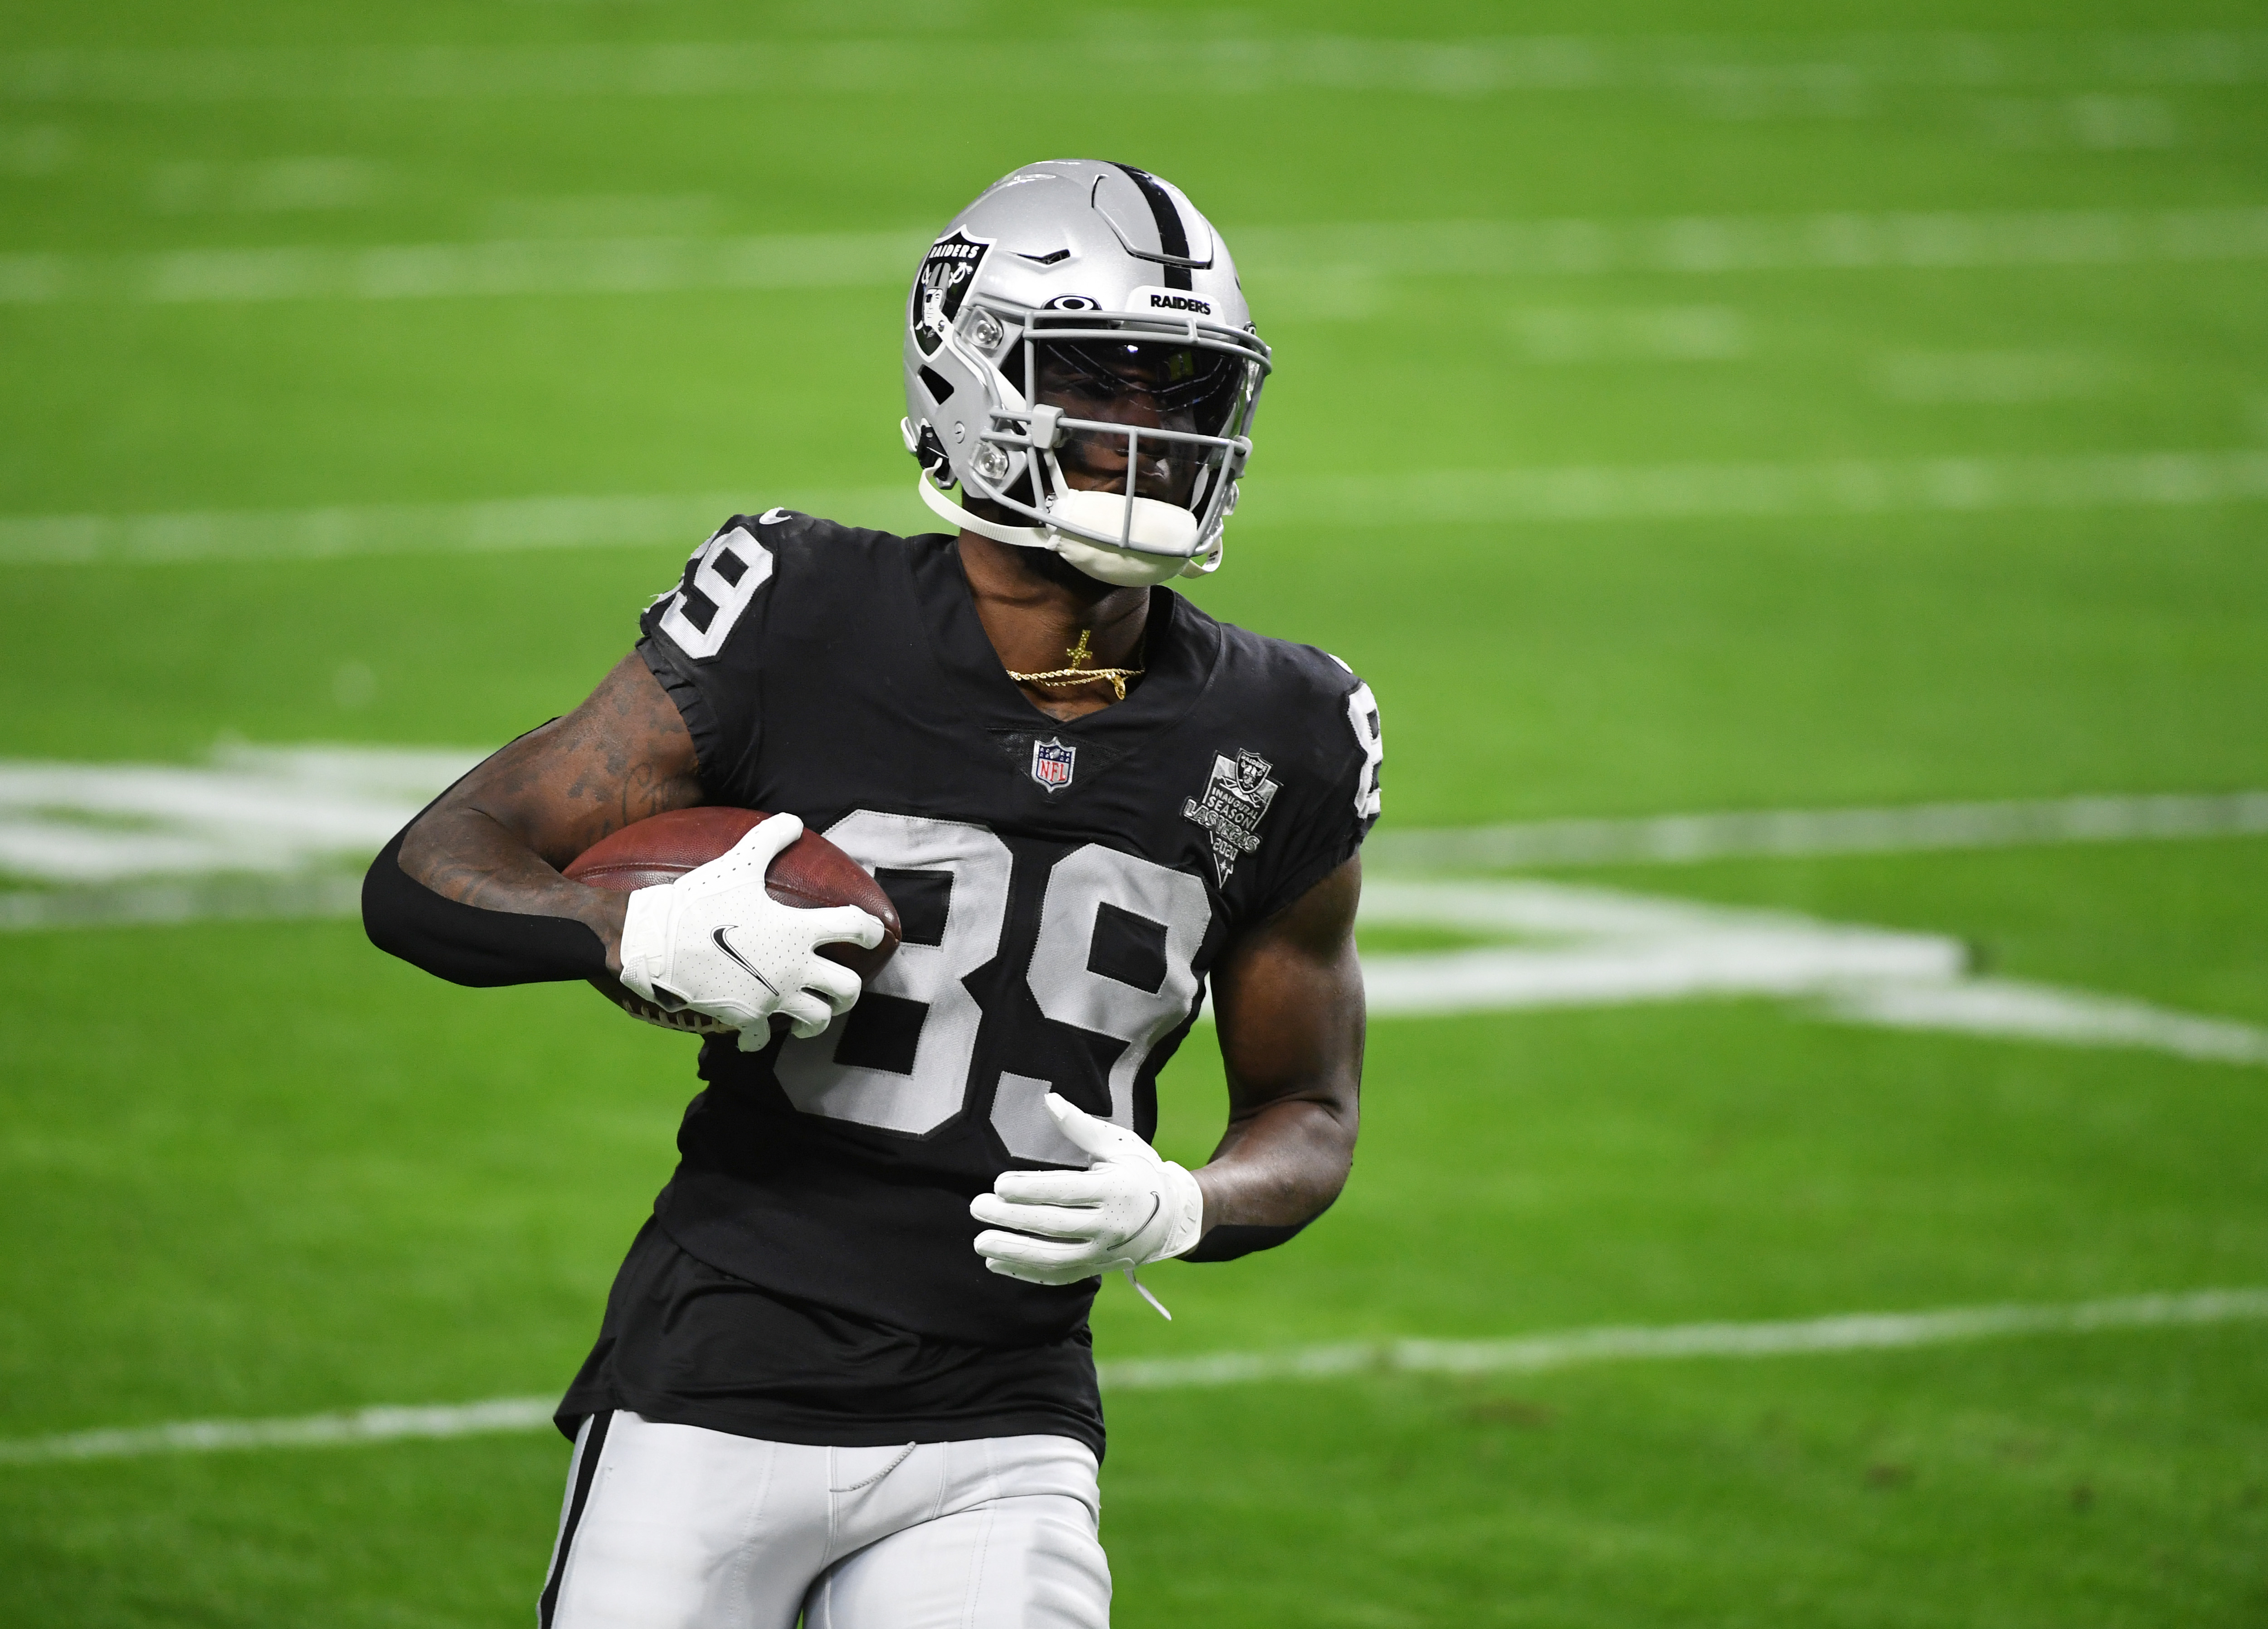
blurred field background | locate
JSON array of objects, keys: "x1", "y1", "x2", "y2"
[{"x1": 3, "y1": 0, "x2": 2267, "y2": 1623}]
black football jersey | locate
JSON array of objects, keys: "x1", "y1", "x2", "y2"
[{"x1": 633, "y1": 510, "x2": 1384, "y2": 1347}]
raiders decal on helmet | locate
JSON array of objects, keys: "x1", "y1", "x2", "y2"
[
  {"x1": 913, "y1": 229, "x2": 992, "y2": 357},
  {"x1": 1124, "y1": 286, "x2": 1215, "y2": 317}
]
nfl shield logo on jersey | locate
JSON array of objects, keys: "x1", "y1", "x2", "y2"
[{"x1": 1030, "y1": 737, "x2": 1076, "y2": 793}]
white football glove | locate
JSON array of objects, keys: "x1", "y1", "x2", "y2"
[
  {"x1": 615, "y1": 812, "x2": 885, "y2": 1049},
  {"x1": 970, "y1": 1094, "x2": 1206, "y2": 1292}
]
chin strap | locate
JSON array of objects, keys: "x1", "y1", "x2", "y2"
[
  {"x1": 916, "y1": 473, "x2": 1051, "y2": 549},
  {"x1": 915, "y1": 475, "x2": 1226, "y2": 580}
]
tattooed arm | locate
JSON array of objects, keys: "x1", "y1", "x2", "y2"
[{"x1": 393, "y1": 652, "x2": 704, "y2": 973}]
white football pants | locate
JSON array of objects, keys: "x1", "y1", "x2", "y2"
[{"x1": 539, "y1": 1411, "x2": 1111, "y2": 1629}]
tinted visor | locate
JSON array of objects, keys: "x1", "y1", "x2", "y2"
[
  {"x1": 1034, "y1": 338, "x2": 1247, "y2": 433},
  {"x1": 1029, "y1": 338, "x2": 1250, "y2": 510}
]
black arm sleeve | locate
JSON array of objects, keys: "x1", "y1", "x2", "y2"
[
  {"x1": 361, "y1": 823, "x2": 607, "y2": 988},
  {"x1": 1182, "y1": 1220, "x2": 1313, "y2": 1264}
]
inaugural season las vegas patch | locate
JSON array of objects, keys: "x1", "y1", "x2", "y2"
[{"x1": 1183, "y1": 750, "x2": 1279, "y2": 883}]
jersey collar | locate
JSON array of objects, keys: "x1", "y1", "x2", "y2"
[{"x1": 907, "y1": 532, "x2": 1222, "y2": 740}]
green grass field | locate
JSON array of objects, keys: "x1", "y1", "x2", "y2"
[{"x1": 4, "y1": 1, "x2": 2266, "y2": 1623}]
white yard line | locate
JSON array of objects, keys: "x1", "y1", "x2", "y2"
[
  {"x1": 0, "y1": 874, "x2": 366, "y2": 931},
  {"x1": 0, "y1": 490, "x2": 900, "y2": 568},
  {"x1": 1357, "y1": 876, "x2": 1965, "y2": 1013},
  {"x1": 4, "y1": 207, "x2": 2267, "y2": 306},
  {"x1": 0, "y1": 746, "x2": 480, "y2": 883},
  {"x1": 1241, "y1": 209, "x2": 2268, "y2": 280},
  {"x1": 1351, "y1": 877, "x2": 2268, "y2": 1065},
  {"x1": 0, "y1": 1398, "x2": 560, "y2": 1465},
  {"x1": 1262, "y1": 449, "x2": 2268, "y2": 525},
  {"x1": 1369, "y1": 789, "x2": 2268, "y2": 870},
  {"x1": 3, "y1": 1288, "x2": 2258, "y2": 1465},
  {"x1": 3, "y1": 754, "x2": 2262, "y2": 1065},
  {"x1": 1823, "y1": 978, "x2": 2268, "y2": 1066},
  {"x1": 0, "y1": 231, "x2": 930, "y2": 306},
  {"x1": 4, "y1": 32, "x2": 2264, "y2": 104},
  {"x1": 1099, "y1": 1287, "x2": 2268, "y2": 1390},
  {"x1": 6, "y1": 450, "x2": 2268, "y2": 568}
]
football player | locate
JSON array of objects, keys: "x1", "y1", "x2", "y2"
[{"x1": 365, "y1": 160, "x2": 1384, "y2": 1629}]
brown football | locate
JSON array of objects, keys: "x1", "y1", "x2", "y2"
[{"x1": 564, "y1": 807, "x2": 902, "y2": 1036}]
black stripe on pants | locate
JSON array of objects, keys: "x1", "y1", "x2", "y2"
[{"x1": 538, "y1": 1410, "x2": 613, "y2": 1627}]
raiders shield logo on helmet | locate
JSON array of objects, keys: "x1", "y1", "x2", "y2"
[{"x1": 911, "y1": 229, "x2": 992, "y2": 357}]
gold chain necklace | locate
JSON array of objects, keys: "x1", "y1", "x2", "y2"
[{"x1": 1007, "y1": 628, "x2": 1145, "y2": 703}]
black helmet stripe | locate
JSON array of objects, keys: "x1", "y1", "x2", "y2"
[{"x1": 1110, "y1": 162, "x2": 1195, "y2": 290}]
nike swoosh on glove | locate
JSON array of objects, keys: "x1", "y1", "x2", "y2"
[
  {"x1": 615, "y1": 812, "x2": 885, "y2": 1049},
  {"x1": 969, "y1": 1094, "x2": 1206, "y2": 1288}
]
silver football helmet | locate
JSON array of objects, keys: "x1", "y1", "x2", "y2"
[{"x1": 901, "y1": 160, "x2": 1270, "y2": 586}]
